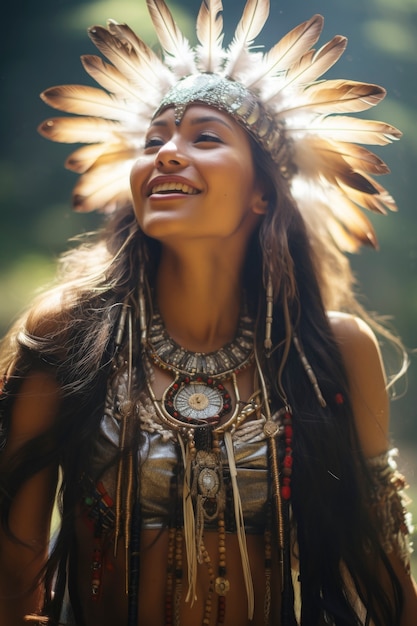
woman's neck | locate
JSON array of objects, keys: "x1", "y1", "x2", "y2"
[{"x1": 154, "y1": 244, "x2": 244, "y2": 352}]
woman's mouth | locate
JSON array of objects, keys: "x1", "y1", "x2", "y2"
[{"x1": 150, "y1": 182, "x2": 199, "y2": 195}]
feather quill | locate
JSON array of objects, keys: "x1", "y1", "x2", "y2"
[
  {"x1": 72, "y1": 160, "x2": 134, "y2": 213},
  {"x1": 66, "y1": 143, "x2": 136, "y2": 173},
  {"x1": 38, "y1": 116, "x2": 123, "y2": 143},
  {"x1": 293, "y1": 136, "x2": 379, "y2": 192},
  {"x1": 278, "y1": 36, "x2": 347, "y2": 93},
  {"x1": 81, "y1": 54, "x2": 154, "y2": 102},
  {"x1": 40, "y1": 85, "x2": 138, "y2": 122},
  {"x1": 290, "y1": 115, "x2": 401, "y2": 145},
  {"x1": 196, "y1": 0, "x2": 225, "y2": 72},
  {"x1": 88, "y1": 25, "x2": 172, "y2": 91},
  {"x1": 327, "y1": 141, "x2": 390, "y2": 175},
  {"x1": 339, "y1": 175, "x2": 397, "y2": 213},
  {"x1": 146, "y1": 0, "x2": 197, "y2": 76},
  {"x1": 323, "y1": 194, "x2": 379, "y2": 250},
  {"x1": 281, "y1": 80, "x2": 386, "y2": 116},
  {"x1": 247, "y1": 14, "x2": 324, "y2": 89},
  {"x1": 224, "y1": 0, "x2": 270, "y2": 78}
]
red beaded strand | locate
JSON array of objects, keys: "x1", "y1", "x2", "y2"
[{"x1": 281, "y1": 410, "x2": 293, "y2": 501}]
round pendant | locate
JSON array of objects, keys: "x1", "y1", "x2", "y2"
[
  {"x1": 198, "y1": 467, "x2": 220, "y2": 497},
  {"x1": 175, "y1": 383, "x2": 222, "y2": 420},
  {"x1": 163, "y1": 375, "x2": 231, "y2": 427}
]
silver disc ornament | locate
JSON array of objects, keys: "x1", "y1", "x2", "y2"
[{"x1": 163, "y1": 375, "x2": 231, "y2": 427}]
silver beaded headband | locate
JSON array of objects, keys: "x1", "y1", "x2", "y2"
[{"x1": 153, "y1": 73, "x2": 291, "y2": 175}]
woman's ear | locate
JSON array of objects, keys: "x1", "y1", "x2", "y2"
[{"x1": 251, "y1": 189, "x2": 269, "y2": 216}]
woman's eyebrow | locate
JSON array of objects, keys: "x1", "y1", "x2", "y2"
[
  {"x1": 148, "y1": 119, "x2": 168, "y2": 128},
  {"x1": 149, "y1": 114, "x2": 233, "y2": 131},
  {"x1": 190, "y1": 115, "x2": 233, "y2": 130}
]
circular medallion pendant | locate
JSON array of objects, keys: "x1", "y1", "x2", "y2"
[
  {"x1": 198, "y1": 467, "x2": 220, "y2": 498},
  {"x1": 163, "y1": 375, "x2": 231, "y2": 427}
]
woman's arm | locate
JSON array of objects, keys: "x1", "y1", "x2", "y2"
[
  {"x1": 0, "y1": 370, "x2": 60, "y2": 626},
  {"x1": 330, "y1": 312, "x2": 417, "y2": 626}
]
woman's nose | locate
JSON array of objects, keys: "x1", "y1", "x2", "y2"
[{"x1": 155, "y1": 139, "x2": 189, "y2": 169}]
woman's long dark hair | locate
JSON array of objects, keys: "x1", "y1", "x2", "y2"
[{"x1": 0, "y1": 138, "x2": 405, "y2": 624}]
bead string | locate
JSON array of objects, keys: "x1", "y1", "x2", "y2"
[
  {"x1": 146, "y1": 308, "x2": 255, "y2": 379},
  {"x1": 281, "y1": 409, "x2": 293, "y2": 501},
  {"x1": 263, "y1": 504, "x2": 272, "y2": 626}
]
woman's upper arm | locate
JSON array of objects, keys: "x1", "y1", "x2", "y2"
[
  {"x1": 0, "y1": 370, "x2": 61, "y2": 621},
  {"x1": 4, "y1": 370, "x2": 61, "y2": 457},
  {"x1": 330, "y1": 313, "x2": 417, "y2": 620},
  {"x1": 329, "y1": 312, "x2": 390, "y2": 457}
]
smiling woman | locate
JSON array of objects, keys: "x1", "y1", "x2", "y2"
[
  {"x1": 0, "y1": 1, "x2": 416, "y2": 625},
  {"x1": 131, "y1": 105, "x2": 265, "y2": 244}
]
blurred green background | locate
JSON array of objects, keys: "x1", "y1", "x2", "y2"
[{"x1": 1, "y1": 0, "x2": 416, "y2": 571}]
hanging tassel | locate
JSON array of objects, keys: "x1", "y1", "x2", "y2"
[
  {"x1": 178, "y1": 433, "x2": 197, "y2": 605},
  {"x1": 113, "y1": 305, "x2": 134, "y2": 580},
  {"x1": 264, "y1": 273, "x2": 274, "y2": 353},
  {"x1": 138, "y1": 253, "x2": 148, "y2": 346},
  {"x1": 293, "y1": 334, "x2": 326, "y2": 407},
  {"x1": 224, "y1": 431, "x2": 254, "y2": 619}
]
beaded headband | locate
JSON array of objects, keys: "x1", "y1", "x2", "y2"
[
  {"x1": 153, "y1": 73, "x2": 291, "y2": 175},
  {"x1": 38, "y1": 0, "x2": 401, "y2": 251}
]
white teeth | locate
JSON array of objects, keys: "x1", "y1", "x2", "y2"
[{"x1": 151, "y1": 182, "x2": 198, "y2": 195}]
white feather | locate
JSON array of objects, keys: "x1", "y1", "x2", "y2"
[
  {"x1": 275, "y1": 36, "x2": 347, "y2": 97},
  {"x1": 38, "y1": 116, "x2": 123, "y2": 143},
  {"x1": 247, "y1": 14, "x2": 324, "y2": 89},
  {"x1": 40, "y1": 85, "x2": 138, "y2": 123},
  {"x1": 81, "y1": 54, "x2": 157, "y2": 102},
  {"x1": 72, "y1": 159, "x2": 134, "y2": 213},
  {"x1": 146, "y1": 0, "x2": 197, "y2": 76},
  {"x1": 288, "y1": 115, "x2": 401, "y2": 145},
  {"x1": 196, "y1": 0, "x2": 225, "y2": 73},
  {"x1": 224, "y1": 0, "x2": 270, "y2": 78}
]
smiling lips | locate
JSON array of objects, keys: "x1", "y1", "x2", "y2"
[{"x1": 150, "y1": 181, "x2": 199, "y2": 196}]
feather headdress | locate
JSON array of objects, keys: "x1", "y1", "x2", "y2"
[{"x1": 39, "y1": 0, "x2": 401, "y2": 252}]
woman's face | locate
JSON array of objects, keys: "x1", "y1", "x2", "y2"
[{"x1": 130, "y1": 104, "x2": 267, "y2": 244}]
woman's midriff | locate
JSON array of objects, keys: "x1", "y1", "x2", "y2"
[{"x1": 73, "y1": 521, "x2": 281, "y2": 626}]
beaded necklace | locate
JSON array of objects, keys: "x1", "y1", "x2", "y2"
[
  {"x1": 144, "y1": 307, "x2": 262, "y2": 622},
  {"x1": 110, "y1": 298, "x2": 324, "y2": 625}
]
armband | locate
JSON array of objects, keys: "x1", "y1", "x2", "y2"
[{"x1": 367, "y1": 448, "x2": 413, "y2": 571}]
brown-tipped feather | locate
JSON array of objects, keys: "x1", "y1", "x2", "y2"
[
  {"x1": 230, "y1": 0, "x2": 270, "y2": 46},
  {"x1": 339, "y1": 175, "x2": 397, "y2": 213},
  {"x1": 224, "y1": 0, "x2": 270, "y2": 77},
  {"x1": 326, "y1": 141, "x2": 390, "y2": 175},
  {"x1": 327, "y1": 198, "x2": 379, "y2": 250},
  {"x1": 290, "y1": 115, "x2": 402, "y2": 145},
  {"x1": 146, "y1": 0, "x2": 196, "y2": 73},
  {"x1": 196, "y1": 0, "x2": 225, "y2": 73},
  {"x1": 88, "y1": 24, "x2": 171, "y2": 89},
  {"x1": 81, "y1": 55, "x2": 148, "y2": 101},
  {"x1": 284, "y1": 35, "x2": 347, "y2": 88},
  {"x1": 72, "y1": 160, "x2": 134, "y2": 213},
  {"x1": 65, "y1": 144, "x2": 136, "y2": 173},
  {"x1": 248, "y1": 14, "x2": 324, "y2": 88},
  {"x1": 286, "y1": 80, "x2": 386, "y2": 115},
  {"x1": 40, "y1": 85, "x2": 137, "y2": 122},
  {"x1": 38, "y1": 116, "x2": 122, "y2": 143}
]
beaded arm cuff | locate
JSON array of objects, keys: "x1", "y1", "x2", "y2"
[{"x1": 367, "y1": 449, "x2": 414, "y2": 571}]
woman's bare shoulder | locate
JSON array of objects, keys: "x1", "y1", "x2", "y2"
[
  {"x1": 328, "y1": 311, "x2": 379, "y2": 348},
  {"x1": 327, "y1": 311, "x2": 390, "y2": 457}
]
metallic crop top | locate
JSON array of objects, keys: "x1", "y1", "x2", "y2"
[{"x1": 84, "y1": 371, "x2": 271, "y2": 533}]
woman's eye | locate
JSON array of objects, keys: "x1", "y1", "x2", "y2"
[
  {"x1": 144, "y1": 137, "x2": 164, "y2": 149},
  {"x1": 196, "y1": 132, "x2": 223, "y2": 144}
]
